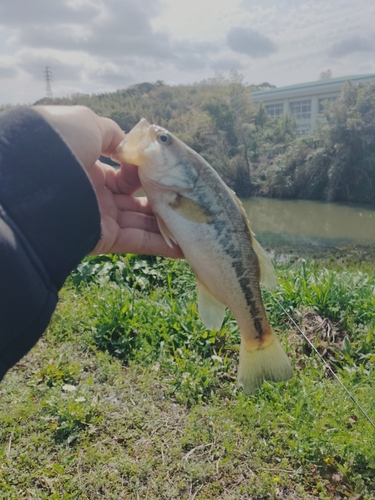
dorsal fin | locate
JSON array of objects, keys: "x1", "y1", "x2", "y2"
[{"x1": 229, "y1": 189, "x2": 276, "y2": 290}]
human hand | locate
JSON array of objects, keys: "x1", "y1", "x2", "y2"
[
  {"x1": 33, "y1": 105, "x2": 183, "y2": 258},
  {"x1": 87, "y1": 160, "x2": 183, "y2": 257}
]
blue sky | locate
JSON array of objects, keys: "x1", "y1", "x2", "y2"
[{"x1": 1, "y1": 0, "x2": 375, "y2": 104}]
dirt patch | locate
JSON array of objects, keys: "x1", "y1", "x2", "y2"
[{"x1": 289, "y1": 307, "x2": 346, "y2": 375}]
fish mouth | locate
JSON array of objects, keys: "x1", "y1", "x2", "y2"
[{"x1": 111, "y1": 118, "x2": 155, "y2": 165}]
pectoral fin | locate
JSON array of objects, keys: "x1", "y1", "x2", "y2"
[
  {"x1": 156, "y1": 215, "x2": 177, "y2": 249},
  {"x1": 197, "y1": 281, "x2": 226, "y2": 331},
  {"x1": 169, "y1": 194, "x2": 214, "y2": 223}
]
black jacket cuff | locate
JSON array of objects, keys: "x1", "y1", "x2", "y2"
[
  {"x1": 0, "y1": 107, "x2": 101, "y2": 379},
  {"x1": 0, "y1": 107, "x2": 101, "y2": 289}
]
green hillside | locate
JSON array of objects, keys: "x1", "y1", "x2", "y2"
[{"x1": 28, "y1": 73, "x2": 375, "y2": 205}]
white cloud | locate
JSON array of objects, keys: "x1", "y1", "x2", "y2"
[
  {"x1": 328, "y1": 35, "x2": 375, "y2": 58},
  {"x1": 1, "y1": 0, "x2": 375, "y2": 104},
  {"x1": 0, "y1": 0, "x2": 100, "y2": 26},
  {"x1": 0, "y1": 66, "x2": 17, "y2": 78},
  {"x1": 211, "y1": 57, "x2": 244, "y2": 71},
  {"x1": 227, "y1": 27, "x2": 278, "y2": 58}
]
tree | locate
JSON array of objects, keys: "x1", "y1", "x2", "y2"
[{"x1": 325, "y1": 82, "x2": 375, "y2": 203}]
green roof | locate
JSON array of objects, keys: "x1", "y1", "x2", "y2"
[{"x1": 251, "y1": 74, "x2": 375, "y2": 97}]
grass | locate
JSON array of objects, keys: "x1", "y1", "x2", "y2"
[{"x1": 0, "y1": 252, "x2": 375, "y2": 499}]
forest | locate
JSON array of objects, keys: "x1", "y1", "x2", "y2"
[{"x1": 4, "y1": 72, "x2": 375, "y2": 205}]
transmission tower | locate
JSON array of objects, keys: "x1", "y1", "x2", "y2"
[{"x1": 44, "y1": 66, "x2": 53, "y2": 98}]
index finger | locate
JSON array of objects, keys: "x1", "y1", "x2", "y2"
[{"x1": 98, "y1": 116, "x2": 126, "y2": 157}]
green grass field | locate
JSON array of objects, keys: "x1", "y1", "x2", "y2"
[{"x1": 1, "y1": 252, "x2": 374, "y2": 499}]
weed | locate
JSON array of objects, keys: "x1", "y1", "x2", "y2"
[
  {"x1": 42, "y1": 393, "x2": 100, "y2": 444},
  {"x1": 35, "y1": 361, "x2": 81, "y2": 388},
  {"x1": 1, "y1": 254, "x2": 375, "y2": 498}
]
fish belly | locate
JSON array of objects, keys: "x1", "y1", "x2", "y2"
[
  {"x1": 155, "y1": 198, "x2": 259, "y2": 329},
  {"x1": 146, "y1": 190, "x2": 293, "y2": 395}
]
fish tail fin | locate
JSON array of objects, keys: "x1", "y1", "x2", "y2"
[{"x1": 237, "y1": 328, "x2": 293, "y2": 395}]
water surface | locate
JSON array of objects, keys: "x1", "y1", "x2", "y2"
[{"x1": 242, "y1": 198, "x2": 375, "y2": 251}]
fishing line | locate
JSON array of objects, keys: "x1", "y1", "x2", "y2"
[{"x1": 270, "y1": 292, "x2": 375, "y2": 431}]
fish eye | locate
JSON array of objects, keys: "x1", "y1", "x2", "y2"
[{"x1": 158, "y1": 133, "x2": 171, "y2": 145}]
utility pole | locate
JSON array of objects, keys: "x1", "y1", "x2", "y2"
[{"x1": 44, "y1": 66, "x2": 53, "y2": 98}]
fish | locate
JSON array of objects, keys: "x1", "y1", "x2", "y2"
[{"x1": 112, "y1": 118, "x2": 293, "y2": 395}]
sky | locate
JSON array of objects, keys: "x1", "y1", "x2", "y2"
[{"x1": 1, "y1": 0, "x2": 375, "y2": 105}]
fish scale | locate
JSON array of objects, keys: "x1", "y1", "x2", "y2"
[{"x1": 112, "y1": 118, "x2": 293, "y2": 394}]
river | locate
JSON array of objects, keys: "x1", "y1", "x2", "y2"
[{"x1": 241, "y1": 198, "x2": 375, "y2": 252}]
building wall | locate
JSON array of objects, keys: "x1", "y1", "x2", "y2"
[
  {"x1": 262, "y1": 92, "x2": 339, "y2": 134},
  {"x1": 251, "y1": 74, "x2": 375, "y2": 135}
]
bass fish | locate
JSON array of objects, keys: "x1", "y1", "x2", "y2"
[{"x1": 112, "y1": 119, "x2": 293, "y2": 394}]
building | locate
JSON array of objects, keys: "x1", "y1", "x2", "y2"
[{"x1": 251, "y1": 74, "x2": 375, "y2": 135}]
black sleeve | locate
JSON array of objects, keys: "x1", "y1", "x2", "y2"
[{"x1": 0, "y1": 107, "x2": 101, "y2": 380}]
